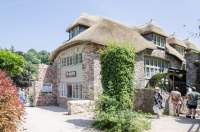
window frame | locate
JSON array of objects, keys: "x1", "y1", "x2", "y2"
[{"x1": 144, "y1": 57, "x2": 169, "y2": 79}]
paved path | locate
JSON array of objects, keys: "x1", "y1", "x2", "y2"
[
  {"x1": 149, "y1": 116, "x2": 200, "y2": 132},
  {"x1": 22, "y1": 106, "x2": 97, "y2": 132},
  {"x1": 22, "y1": 106, "x2": 200, "y2": 132}
]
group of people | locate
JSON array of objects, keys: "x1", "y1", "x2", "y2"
[{"x1": 153, "y1": 86, "x2": 200, "y2": 119}]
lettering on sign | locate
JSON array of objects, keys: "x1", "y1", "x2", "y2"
[{"x1": 66, "y1": 71, "x2": 76, "y2": 78}]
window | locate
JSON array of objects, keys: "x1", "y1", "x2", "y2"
[
  {"x1": 152, "y1": 33, "x2": 166, "y2": 48},
  {"x1": 75, "y1": 54, "x2": 79, "y2": 64},
  {"x1": 67, "y1": 83, "x2": 82, "y2": 99},
  {"x1": 59, "y1": 82, "x2": 82, "y2": 99},
  {"x1": 61, "y1": 58, "x2": 66, "y2": 67},
  {"x1": 69, "y1": 25, "x2": 88, "y2": 40},
  {"x1": 69, "y1": 56, "x2": 73, "y2": 65},
  {"x1": 62, "y1": 53, "x2": 83, "y2": 67},
  {"x1": 78, "y1": 53, "x2": 82, "y2": 63},
  {"x1": 67, "y1": 57, "x2": 70, "y2": 66},
  {"x1": 67, "y1": 84, "x2": 72, "y2": 98},
  {"x1": 173, "y1": 45, "x2": 185, "y2": 56},
  {"x1": 59, "y1": 83, "x2": 65, "y2": 97},
  {"x1": 144, "y1": 57, "x2": 169, "y2": 79},
  {"x1": 143, "y1": 33, "x2": 166, "y2": 48}
]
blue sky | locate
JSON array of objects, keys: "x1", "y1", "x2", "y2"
[{"x1": 0, "y1": 0, "x2": 200, "y2": 52}]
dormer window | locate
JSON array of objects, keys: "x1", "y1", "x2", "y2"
[
  {"x1": 143, "y1": 33, "x2": 166, "y2": 49},
  {"x1": 69, "y1": 25, "x2": 88, "y2": 40},
  {"x1": 172, "y1": 45, "x2": 185, "y2": 56}
]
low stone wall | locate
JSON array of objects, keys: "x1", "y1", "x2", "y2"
[
  {"x1": 134, "y1": 88, "x2": 155, "y2": 113},
  {"x1": 67, "y1": 100, "x2": 95, "y2": 115},
  {"x1": 57, "y1": 97, "x2": 68, "y2": 108}
]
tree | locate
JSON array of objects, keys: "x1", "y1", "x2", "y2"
[
  {"x1": 0, "y1": 50, "x2": 26, "y2": 76},
  {"x1": 38, "y1": 50, "x2": 50, "y2": 64},
  {"x1": 24, "y1": 49, "x2": 50, "y2": 65},
  {"x1": 11, "y1": 62, "x2": 34, "y2": 87},
  {"x1": 24, "y1": 49, "x2": 41, "y2": 64},
  {"x1": 12, "y1": 51, "x2": 38, "y2": 87}
]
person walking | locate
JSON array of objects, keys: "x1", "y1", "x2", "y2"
[
  {"x1": 186, "y1": 87, "x2": 200, "y2": 119},
  {"x1": 170, "y1": 88, "x2": 183, "y2": 116},
  {"x1": 153, "y1": 87, "x2": 163, "y2": 119}
]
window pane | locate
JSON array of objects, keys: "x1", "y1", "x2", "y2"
[
  {"x1": 70, "y1": 56, "x2": 72, "y2": 65},
  {"x1": 76, "y1": 54, "x2": 79, "y2": 64},
  {"x1": 144, "y1": 57, "x2": 169, "y2": 79},
  {"x1": 67, "y1": 84, "x2": 72, "y2": 98},
  {"x1": 79, "y1": 53, "x2": 82, "y2": 63},
  {"x1": 67, "y1": 57, "x2": 70, "y2": 66},
  {"x1": 72, "y1": 55, "x2": 76, "y2": 65}
]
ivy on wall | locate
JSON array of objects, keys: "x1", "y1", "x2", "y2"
[{"x1": 94, "y1": 42, "x2": 151, "y2": 132}]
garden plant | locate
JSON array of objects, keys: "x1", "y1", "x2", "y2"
[
  {"x1": 93, "y1": 42, "x2": 151, "y2": 132},
  {"x1": 0, "y1": 71, "x2": 24, "y2": 132}
]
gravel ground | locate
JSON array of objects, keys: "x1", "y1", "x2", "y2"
[
  {"x1": 21, "y1": 106, "x2": 98, "y2": 132},
  {"x1": 21, "y1": 106, "x2": 200, "y2": 132},
  {"x1": 149, "y1": 115, "x2": 200, "y2": 132}
]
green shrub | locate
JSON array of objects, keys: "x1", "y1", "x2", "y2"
[
  {"x1": 94, "y1": 42, "x2": 150, "y2": 132},
  {"x1": 94, "y1": 94, "x2": 151, "y2": 132}
]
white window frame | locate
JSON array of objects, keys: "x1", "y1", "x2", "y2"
[
  {"x1": 67, "y1": 82, "x2": 82, "y2": 99},
  {"x1": 59, "y1": 83, "x2": 65, "y2": 97},
  {"x1": 144, "y1": 57, "x2": 169, "y2": 79}
]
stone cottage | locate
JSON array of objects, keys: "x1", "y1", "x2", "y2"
[{"x1": 33, "y1": 13, "x2": 200, "y2": 112}]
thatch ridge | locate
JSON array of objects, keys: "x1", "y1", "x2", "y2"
[
  {"x1": 167, "y1": 34, "x2": 187, "y2": 48},
  {"x1": 138, "y1": 19, "x2": 168, "y2": 37},
  {"x1": 184, "y1": 38, "x2": 200, "y2": 52}
]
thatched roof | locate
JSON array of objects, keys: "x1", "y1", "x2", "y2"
[
  {"x1": 66, "y1": 13, "x2": 101, "y2": 31},
  {"x1": 167, "y1": 33, "x2": 187, "y2": 48},
  {"x1": 51, "y1": 14, "x2": 156, "y2": 60},
  {"x1": 166, "y1": 43, "x2": 185, "y2": 62},
  {"x1": 138, "y1": 19, "x2": 168, "y2": 37},
  {"x1": 184, "y1": 38, "x2": 200, "y2": 52},
  {"x1": 50, "y1": 14, "x2": 195, "y2": 62}
]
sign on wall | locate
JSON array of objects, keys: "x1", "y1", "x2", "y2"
[
  {"x1": 41, "y1": 83, "x2": 52, "y2": 93},
  {"x1": 65, "y1": 71, "x2": 76, "y2": 78}
]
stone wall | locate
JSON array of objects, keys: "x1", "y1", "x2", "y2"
[
  {"x1": 134, "y1": 88, "x2": 155, "y2": 113},
  {"x1": 67, "y1": 100, "x2": 95, "y2": 115},
  {"x1": 33, "y1": 64, "x2": 57, "y2": 106},
  {"x1": 82, "y1": 43, "x2": 102, "y2": 100},
  {"x1": 135, "y1": 52, "x2": 145, "y2": 89}
]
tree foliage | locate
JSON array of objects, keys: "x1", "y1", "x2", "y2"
[
  {"x1": 0, "y1": 50, "x2": 26, "y2": 76},
  {"x1": 0, "y1": 71, "x2": 24, "y2": 132},
  {"x1": 94, "y1": 42, "x2": 150, "y2": 132},
  {"x1": 24, "y1": 49, "x2": 50, "y2": 65}
]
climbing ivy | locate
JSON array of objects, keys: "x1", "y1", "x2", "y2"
[{"x1": 94, "y1": 42, "x2": 151, "y2": 132}]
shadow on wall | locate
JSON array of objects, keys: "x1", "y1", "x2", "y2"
[{"x1": 175, "y1": 117, "x2": 200, "y2": 132}]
